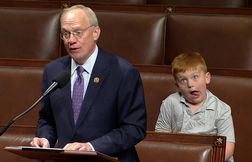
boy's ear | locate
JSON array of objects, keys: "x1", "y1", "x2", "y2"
[
  {"x1": 173, "y1": 77, "x2": 179, "y2": 87},
  {"x1": 205, "y1": 72, "x2": 211, "y2": 84}
]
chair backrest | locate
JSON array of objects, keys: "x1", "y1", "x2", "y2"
[
  {"x1": 165, "y1": 12, "x2": 252, "y2": 70},
  {"x1": 207, "y1": 70, "x2": 252, "y2": 162},
  {"x1": 147, "y1": 0, "x2": 248, "y2": 8},
  {"x1": 0, "y1": 8, "x2": 61, "y2": 61},
  {"x1": 136, "y1": 131, "x2": 226, "y2": 162},
  {"x1": 78, "y1": 0, "x2": 146, "y2": 4},
  {"x1": 0, "y1": 66, "x2": 43, "y2": 127},
  {"x1": 137, "y1": 65, "x2": 177, "y2": 130},
  {"x1": 95, "y1": 10, "x2": 167, "y2": 65}
]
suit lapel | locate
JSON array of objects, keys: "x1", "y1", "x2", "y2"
[
  {"x1": 62, "y1": 79, "x2": 75, "y2": 127},
  {"x1": 58, "y1": 56, "x2": 76, "y2": 128}
]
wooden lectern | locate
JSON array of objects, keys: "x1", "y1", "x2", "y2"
[{"x1": 4, "y1": 146, "x2": 120, "y2": 162}]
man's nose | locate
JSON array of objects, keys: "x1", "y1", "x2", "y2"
[{"x1": 67, "y1": 34, "x2": 77, "y2": 43}]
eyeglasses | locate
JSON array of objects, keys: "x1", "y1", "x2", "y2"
[{"x1": 60, "y1": 25, "x2": 93, "y2": 40}]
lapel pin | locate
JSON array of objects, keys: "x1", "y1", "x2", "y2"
[{"x1": 94, "y1": 77, "x2": 100, "y2": 83}]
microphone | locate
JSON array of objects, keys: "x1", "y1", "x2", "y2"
[
  {"x1": 43, "y1": 71, "x2": 70, "y2": 97},
  {"x1": 0, "y1": 71, "x2": 70, "y2": 136}
]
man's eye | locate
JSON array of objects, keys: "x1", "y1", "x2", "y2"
[
  {"x1": 63, "y1": 32, "x2": 69, "y2": 36},
  {"x1": 75, "y1": 31, "x2": 83, "y2": 36}
]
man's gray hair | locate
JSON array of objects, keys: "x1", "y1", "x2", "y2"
[{"x1": 61, "y1": 5, "x2": 99, "y2": 26}]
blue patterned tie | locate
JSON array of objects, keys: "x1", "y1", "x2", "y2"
[{"x1": 72, "y1": 66, "x2": 85, "y2": 124}]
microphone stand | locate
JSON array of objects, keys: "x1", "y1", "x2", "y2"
[{"x1": 0, "y1": 82, "x2": 58, "y2": 136}]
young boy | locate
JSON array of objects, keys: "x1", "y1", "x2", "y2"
[{"x1": 155, "y1": 52, "x2": 235, "y2": 162}]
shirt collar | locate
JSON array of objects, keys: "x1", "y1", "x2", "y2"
[
  {"x1": 204, "y1": 90, "x2": 215, "y2": 110},
  {"x1": 71, "y1": 45, "x2": 98, "y2": 75}
]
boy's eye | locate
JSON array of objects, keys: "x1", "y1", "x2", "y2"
[
  {"x1": 178, "y1": 78, "x2": 187, "y2": 84},
  {"x1": 181, "y1": 79, "x2": 187, "y2": 83},
  {"x1": 192, "y1": 75, "x2": 199, "y2": 80}
]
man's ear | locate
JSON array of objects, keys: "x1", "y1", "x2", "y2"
[
  {"x1": 93, "y1": 26, "x2": 101, "y2": 41},
  {"x1": 205, "y1": 72, "x2": 211, "y2": 84}
]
